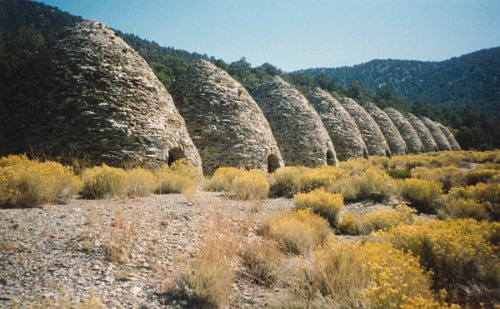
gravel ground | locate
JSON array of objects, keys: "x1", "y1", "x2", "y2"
[{"x1": 0, "y1": 193, "x2": 295, "y2": 308}]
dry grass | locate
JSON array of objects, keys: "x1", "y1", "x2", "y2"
[
  {"x1": 238, "y1": 239, "x2": 282, "y2": 287},
  {"x1": 294, "y1": 188, "x2": 344, "y2": 226},
  {"x1": 81, "y1": 164, "x2": 128, "y2": 199},
  {"x1": 259, "y1": 209, "x2": 332, "y2": 255},
  {"x1": 0, "y1": 154, "x2": 82, "y2": 207},
  {"x1": 10, "y1": 288, "x2": 105, "y2": 309},
  {"x1": 105, "y1": 206, "x2": 141, "y2": 264},
  {"x1": 167, "y1": 214, "x2": 239, "y2": 308}
]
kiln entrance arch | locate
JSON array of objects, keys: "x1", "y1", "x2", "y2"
[
  {"x1": 168, "y1": 148, "x2": 186, "y2": 166},
  {"x1": 267, "y1": 154, "x2": 280, "y2": 173},
  {"x1": 326, "y1": 150, "x2": 335, "y2": 166}
]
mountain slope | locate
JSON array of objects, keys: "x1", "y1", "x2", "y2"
[{"x1": 298, "y1": 47, "x2": 500, "y2": 114}]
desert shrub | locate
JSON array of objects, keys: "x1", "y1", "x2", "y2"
[
  {"x1": 294, "y1": 188, "x2": 343, "y2": 226},
  {"x1": 328, "y1": 166, "x2": 397, "y2": 202},
  {"x1": 155, "y1": 159, "x2": 203, "y2": 194},
  {"x1": 126, "y1": 168, "x2": 156, "y2": 197},
  {"x1": 207, "y1": 167, "x2": 269, "y2": 200},
  {"x1": 259, "y1": 209, "x2": 331, "y2": 254},
  {"x1": 269, "y1": 166, "x2": 347, "y2": 198},
  {"x1": 168, "y1": 216, "x2": 237, "y2": 308},
  {"x1": 285, "y1": 240, "x2": 455, "y2": 308},
  {"x1": 229, "y1": 169, "x2": 270, "y2": 200},
  {"x1": 438, "y1": 198, "x2": 490, "y2": 221},
  {"x1": 465, "y1": 169, "x2": 498, "y2": 186},
  {"x1": 238, "y1": 240, "x2": 281, "y2": 287},
  {"x1": 338, "y1": 205, "x2": 417, "y2": 235},
  {"x1": 477, "y1": 163, "x2": 500, "y2": 170},
  {"x1": 81, "y1": 164, "x2": 128, "y2": 199},
  {"x1": 412, "y1": 166, "x2": 465, "y2": 192},
  {"x1": 400, "y1": 178, "x2": 442, "y2": 213},
  {"x1": 0, "y1": 155, "x2": 82, "y2": 207},
  {"x1": 11, "y1": 289, "x2": 105, "y2": 309},
  {"x1": 381, "y1": 219, "x2": 499, "y2": 305},
  {"x1": 447, "y1": 183, "x2": 499, "y2": 220}
]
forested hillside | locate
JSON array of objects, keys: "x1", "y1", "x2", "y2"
[{"x1": 1, "y1": 0, "x2": 498, "y2": 150}]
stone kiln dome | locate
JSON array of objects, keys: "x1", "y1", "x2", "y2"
[
  {"x1": 405, "y1": 113, "x2": 439, "y2": 152},
  {"x1": 1, "y1": 21, "x2": 201, "y2": 168},
  {"x1": 253, "y1": 77, "x2": 337, "y2": 167},
  {"x1": 171, "y1": 59, "x2": 284, "y2": 175},
  {"x1": 364, "y1": 102, "x2": 407, "y2": 156},
  {"x1": 421, "y1": 117, "x2": 452, "y2": 151},
  {"x1": 436, "y1": 123, "x2": 461, "y2": 150},
  {"x1": 384, "y1": 107, "x2": 424, "y2": 154},
  {"x1": 306, "y1": 88, "x2": 368, "y2": 161},
  {"x1": 340, "y1": 98, "x2": 391, "y2": 157}
]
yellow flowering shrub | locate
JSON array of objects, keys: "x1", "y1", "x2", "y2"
[
  {"x1": 381, "y1": 219, "x2": 499, "y2": 305},
  {"x1": 286, "y1": 240, "x2": 457, "y2": 308},
  {"x1": 294, "y1": 188, "x2": 343, "y2": 226},
  {"x1": 0, "y1": 155, "x2": 82, "y2": 207},
  {"x1": 230, "y1": 169, "x2": 270, "y2": 200},
  {"x1": 412, "y1": 166, "x2": 465, "y2": 192},
  {"x1": 328, "y1": 166, "x2": 397, "y2": 202},
  {"x1": 126, "y1": 168, "x2": 157, "y2": 197},
  {"x1": 447, "y1": 183, "x2": 499, "y2": 220},
  {"x1": 438, "y1": 198, "x2": 489, "y2": 221},
  {"x1": 400, "y1": 178, "x2": 442, "y2": 213},
  {"x1": 207, "y1": 167, "x2": 269, "y2": 200},
  {"x1": 205, "y1": 167, "x2": 246, "y2": 192},
  {"x1": 338, "y1": 205, "x2": 417, "y2": 235},
  {"x1": 259, "y1": 209, "x2": 331, "y2": 254},
  {"x1": 155, "y1": 159, "x2": 203, "y2": 194},
  {"x1": 81, "y1": 164, "x2": 128, "y2": 199},
  {"x1": 269, "y1": 166, "x2": 347, "y2": 197},
  {"x1": 465, "y1": 169, "x2": 498, "y2": 186}
]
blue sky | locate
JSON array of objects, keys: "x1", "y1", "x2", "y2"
[{"x1": 38, "y1": 0, "x2": 500, "y2": 71}]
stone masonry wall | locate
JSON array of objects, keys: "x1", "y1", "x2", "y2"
[
  {"x1": 2, "y1": 21, "x2": 202, "y2": 169},
  {"x1": 421, "y1": 117, "x2": 452, "y2": 151},
  {"x1": 405, "y1": 113, "x2": 439, "y2": 152},
  {"x1": 384, "y1": 107, "x2": 424, "y2": 154},
  {"x1": 253, "y1": 76, "x2": 338, "y2": 167},
  {"x1": 171, "y1": 60, "x2": 284, "y2": 175},
  {"x1": 340, "y1": 98, "x2": 391, "y2": 157},
  {"x1": 364, "y1": 102, "x2": 407, "y2": 156},
  {"x1": 437, "y1": 122, "x2": 461, "y2": 150},
  {"x1": 306, "y1": 88, "x2": 369, "y2": 161}
]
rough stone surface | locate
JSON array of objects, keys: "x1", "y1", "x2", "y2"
[
  {"x1": 405, "y1": 113, "x2": 439, "y2": 152},
  {"x1": 421, "y1": 117, "x2": 452, "y2": 151},
  {"x1": 171, "y1": 60, "x2": 283, "y2": 175},
  {"x1": 340, "y1": 98, "x2": 391, "y2": 157},
  {"x1": 1, "y1": 21, "x2": 201, "y2": 169},
  {"x1": 305, "y1": 88, "x2": 369, "y2": 161},
  {"x1": 364, "y1": 103, "x2": 407, "y2": 156},
  {"x1": 253, "y1": 76, "x2": 338, "y2": 167},
  {"x1": 384, "y1": 107, "x2": 424, "y2": 154},
  {"x1": 436, "y1": 122, "x2": 461, "y2": 150}
]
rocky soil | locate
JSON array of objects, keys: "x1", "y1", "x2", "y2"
[
  {"x1": 0, "y1": 193, "x2": 297, "y2": 308},
  {"x1": 0, "y1": 192, "x2": 397, "y2": 308}
]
